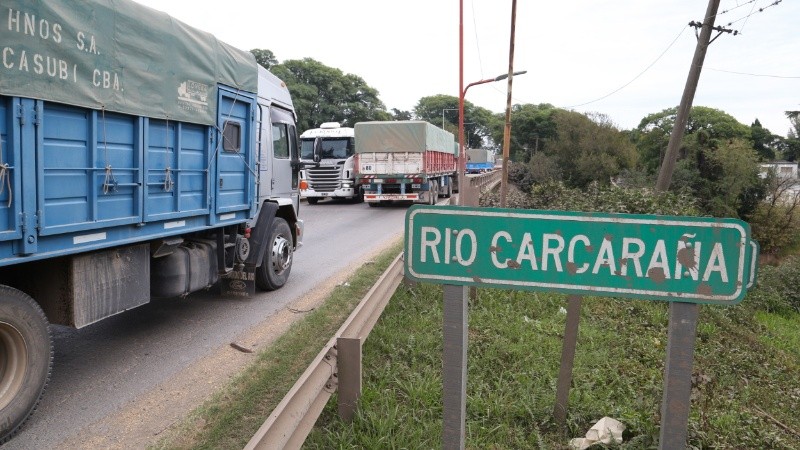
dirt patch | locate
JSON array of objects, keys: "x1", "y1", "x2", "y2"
[{"x1": 59, "y1": 234, "x2": 403, "y2": 449}]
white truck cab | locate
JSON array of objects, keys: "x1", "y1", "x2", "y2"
[{"x1": 299, "y1": 122, "x2": 361, "y2": 204}]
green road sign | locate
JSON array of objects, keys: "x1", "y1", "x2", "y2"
[{"x1": 404, "y1": 206, "x2": 758, "y2": 304}]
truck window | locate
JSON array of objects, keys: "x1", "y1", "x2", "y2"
[
  {"x1": 222, "y1": 120, "x2": 241, "y2": 152},
  {"x1": 299, "y1": 137, "x2": 353, "y2": 160},
  {"x1": 272, "y1": 123, "x2": 289, "y2": 159},
  {"x1": 299, "y1": 139, "x2": 315, "y2": 160}
]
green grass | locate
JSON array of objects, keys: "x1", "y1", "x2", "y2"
[
  {"x1": 150, "y1": 237, "x2": 800, "y2": 449},
  {"x1": 304, "y1": 283, "x2": 800, "y2": 449}
]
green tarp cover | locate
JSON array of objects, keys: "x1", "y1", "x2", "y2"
[
  {"x1": 0, "y1": 0, "x2": 258, "y2": 125},
  {"x1": 355, "y1": 121, "x2": 456, "y2": 155}
]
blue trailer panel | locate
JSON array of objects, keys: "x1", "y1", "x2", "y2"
[
  {"x1": 0, "y1": 0, "x2": 303, "y2": 441},
  {"x1": 0, "y1": 88, "x2": 258, "y2": 267}
]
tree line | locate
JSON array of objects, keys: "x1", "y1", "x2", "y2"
[{"x1": 253, "y1": 48, "x2": 800, "y2": 254}]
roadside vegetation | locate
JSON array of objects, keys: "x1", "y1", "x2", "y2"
[
  {"x1": 303, "y1": 184, "x2": 800, "y2": 449},
  {"x1": 148, "y1": 49, "x2": 800, "y2": 449},
  {"x1": 305, "y1": 274, "x2": 800, "y2": 448}
]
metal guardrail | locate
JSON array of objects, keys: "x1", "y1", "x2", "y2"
[
  {"x1": 467, "y1": 169, "x2": 501, "y2": 193},
  {"x1": 460, "y1": 170, "x2": 501, "y2": 206},
  {"x1": 244, "y1": 252, "x2": 405, "y2": 450},
  {"x1": 245, "y1": 177, "x2": 500, "y2": 449}
]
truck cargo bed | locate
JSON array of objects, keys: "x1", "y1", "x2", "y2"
[
  {"x1": 357, "y1": 151, "x2": 456, "y2": 177},
  {"x1": 0, "y1": 88, "x2": 256, "y2": 267}
]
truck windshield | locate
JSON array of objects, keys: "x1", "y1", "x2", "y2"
[{"x1": 300, "y1": 137, "x2": 354, "y2": 160}]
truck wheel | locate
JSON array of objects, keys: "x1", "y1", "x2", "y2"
[
  {"x1": 444, "y1": 180, "x2": 453, "y2": 198},
  {"x1": 352, "y1": 187, "x2": 364, "y2": 203},
  {"x1": 0, "y1": 287, "x2": 52, "y2": 443},
  {"x1": 256, "y1": 218, "x2": 293, "y2": 291},
  {"x1": 307, "y1": 198, "x2": 319, "y2": 205},
  {"x1": 429, "y1": 181, "x2": 438, "y2": 205},
  {"x1": 367, "y1": 202, "x2": 380, "y2": 208}
]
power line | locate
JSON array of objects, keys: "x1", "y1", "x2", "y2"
[
  {"x1": 470, "y1": 0, "x2": 484, "y2": 79},
  {"x1": 720, "y1": 0, "x2": 782, "y2": 33},
  {"x1": 706, "y1": 67, "x2": 800, "y2": 79},
  {"x1": 563, "y1": 25, "x2": 689, "y2": 108}
]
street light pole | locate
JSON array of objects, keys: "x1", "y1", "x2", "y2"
[{"x1": 457, "y1": 70, "x2": 526, "y2": 206}]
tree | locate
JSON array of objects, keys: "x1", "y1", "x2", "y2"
[
  {"x1": 542, "y1": 110, "x2": 637, "y2": 188},
  {"x1": 632, "y1": 106, "x2": 773, "y2": 219},
  {"x1": 250, "y1": 49, "x2": 277, "y2": 69},
  {"x1": 527, "y1": 152, "x2": 562, "y2": 184},
  {"x1": 783, "y1": 111, "x2": 800, "y2": 161},
  {"x1": 749, "y1": 168, "x2": 800, "y2": 255},
  {"x1": 750, "y1": 119, "x2": 780, "y2": 161},
  {"x1": 391, "y1": 108, "x2": 412, "y2": 121},
  {"x1": 271, "y1": 58, "x2": 391, "y2": 132},
  {"x1": 490, "y1": 103, "x2": 557, "y2": 163},
  {"x1": 689, "y1": 138, "x2": 766, "y2": 218},
  {"x1": 413, "y1": 95, "x2": 498, "y2": 150},
  {"x1": 634, "y1": 106, "x2": 752, "y2": 173}
]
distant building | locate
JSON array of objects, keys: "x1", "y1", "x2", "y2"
[
  {"x1": 760, "y1": 161, "x2": 800, "y2": 203},
  {"x1": 759, "y1": 161, "x2": 798, "y2": 180}
]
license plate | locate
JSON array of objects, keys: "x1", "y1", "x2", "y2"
[{"x1": 412, "y1": 184, "x2": 421, "y2": 188}]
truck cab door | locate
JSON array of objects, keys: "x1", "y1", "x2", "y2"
[{"x1": 268, "y1": 107, "x2": 300, "y2": 209}]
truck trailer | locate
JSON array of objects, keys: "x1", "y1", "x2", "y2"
[
  {"x1": 299, "y1": 122, "x2": 361, "y2": 203},
  {"x1": 355, "y1": 121, "x2": 457, "y2": 206},
  {"x1": 0, "y1": 0, "x2": 304, "y2": 441},
  {"x1": 466, "y1": 148, "x2": 496, "y2": 174}
]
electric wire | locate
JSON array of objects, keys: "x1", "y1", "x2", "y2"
[
  {"x1": 563, "y1": 25, "x2": 689, "y2": 108},
  {"x1": 470, "y1": 0, "x2": 484, "y2": 79},
  {"x1": 706, "y1": 67, "x2": 800, "y2": 79}
]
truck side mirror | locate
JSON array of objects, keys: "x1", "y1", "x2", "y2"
[{"x1": 313, "y1": 138, "x2": 322, "y2": 163}]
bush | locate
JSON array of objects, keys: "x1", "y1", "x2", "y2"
[
  {"x1": 745, "y1": 257, "x2": 800, "y2": 315},
  {"x1": 484, "y1": 180, "x2": 700, "y2": 216},
  {"x1": 506, "y1": 161, "x2": 535, "y2": 193},
  {"x1": 748, "y1": 201, "x2": 800, "y2": 257}
]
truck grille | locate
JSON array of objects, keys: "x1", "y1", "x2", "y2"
[{"x1": 306, "y1": 165, "x2": 341, "y2": 192}]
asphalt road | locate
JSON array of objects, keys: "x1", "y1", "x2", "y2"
[{"x1": 2, "y1": 199, "x2": 409, "y2": 449}]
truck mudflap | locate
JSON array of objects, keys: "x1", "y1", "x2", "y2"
[{"x1": 219, "y1": 202, "x2": 279, "y2": 297}]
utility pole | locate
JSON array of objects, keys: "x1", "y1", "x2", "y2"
[
  {"x1": 655, "y1": 0, "x2": 722, "y2": 192},
  {"x1": 499, "y1": 0, "x2": 518, "y2": 208},
  {"x1": 656, "y1": 2, "x2": 724, "y2": 450}
]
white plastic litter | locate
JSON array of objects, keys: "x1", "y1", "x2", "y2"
[{"x1": 569, "y1": 416, "x2": 625, "y2": 450}]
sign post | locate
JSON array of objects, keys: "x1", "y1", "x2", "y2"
[{"x1": 404, "y1": 205, "x2": 757, "y2": 448}]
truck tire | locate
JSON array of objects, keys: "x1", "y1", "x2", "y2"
[
  {"x1": 444, "y1": 179, "x2": 453, "y2": 198},
  {"x1": 307, "y1": 197, "x2": 319, "y2": 205},
  {"x1": 429, "y1": 181, "x2": 438, "y2": 205},
  {"x1": 256, "y1": 218, "x2": 293, "y2": 291},
  {"x1": 0, "y1": 286, "x2": 52, "y2": 444},
  {"x1": 352, "y1": 187, "x2": 364, "y2": 203}
]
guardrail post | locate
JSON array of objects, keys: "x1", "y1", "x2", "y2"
[{"x1": 337, "y1": 337, "x2": 362, "y2": 422}]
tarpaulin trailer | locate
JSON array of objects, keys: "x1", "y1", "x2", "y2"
[
  {"x1": 355, "y1": 120, "x2": 457, "y2": 206},
  {"x1": 0, "y1": 0, "x2": 304, "y2": 442}
]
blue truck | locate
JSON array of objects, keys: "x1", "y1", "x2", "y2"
[
  {"x1": 0, "y1": 0, "x2": 304, "y2": 441},
  {"x1": 466, "y1": 148, "x2": 496, "y2": 174}
]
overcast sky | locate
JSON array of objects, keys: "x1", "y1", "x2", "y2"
[{"x1": 133, "y1": 0, "x2": 798, "y2": 137}]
